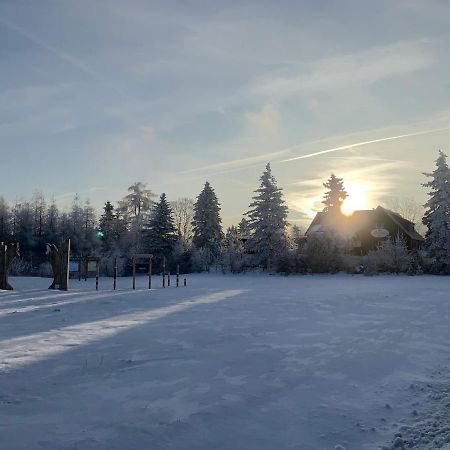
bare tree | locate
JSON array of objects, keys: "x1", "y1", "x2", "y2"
[
  {"x1": 383, "y1": 196, "x2": 426, "y2": 235},
  {"x1": 0, "y1": 196, "x2": 11, "y2": 241},
  {"x1": 31, "y1": 190, "x2": 46, "y2": 237},
  {"x1": 171, "y1": 197, "x2": 194, "y2": 246}
]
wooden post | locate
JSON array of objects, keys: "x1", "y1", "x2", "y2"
[
  {"x1": 132, "y1": 256, "x2": 136, "y2": 290},
  {"x1": 162, "y1": 256, "x2": 166, "y2": 288},
  {"x1": 60, "y1": 239, "x2": 70, "y2": 291},
  {"x1": 84, "y1": 258, "x2": 88, "y2": 281},
  {"x1": 168, "y1": 272, "x2": 171, "y2": 287},
  {"x1": 176, "y1": 264, "x2": 180, "y2": 287},
  {"x1": 113, "y1": 256, "x2": 117, "y2": 290},
  {"x1": 95, "y1": 260, "x2": 99, "y2": 291},
  {"x1": 0, "y1": 243, "x2": 7, "y2": 290},
  {"x1": 148, "y1": 257, "x2": 152, "y2": 289},
  {"x1": 78, "y1": 257, "x2": 82, "y2": 281},
  {"x1": 1, "y1": 242, "x2": 19, "y2": 291}
]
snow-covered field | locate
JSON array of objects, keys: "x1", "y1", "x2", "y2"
[{"x1": 1, "y1": 274, "x2": 450, "y2": 450}]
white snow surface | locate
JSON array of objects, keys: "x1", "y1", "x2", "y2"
[{"x1": 1, "y1": 274, "x2": 450, "y2": 450}]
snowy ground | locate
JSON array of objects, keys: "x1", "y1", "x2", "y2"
[{"x1": 1, "y1": 274, "x2": 450, "y2": 450}]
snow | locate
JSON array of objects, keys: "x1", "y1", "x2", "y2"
[{"x1": 1, "y1": 274, "x2": 450, "y2": 449}]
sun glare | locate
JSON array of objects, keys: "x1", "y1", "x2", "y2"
[{"x1": 341, "y1": 188, "x2": 369, "y2": 216}]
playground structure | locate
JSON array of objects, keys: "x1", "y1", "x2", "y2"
[
  {"x1": 0, "y1": 242, "x2": 20, "y2": 290},
  {"x1": 46, "y1": 239, "x2": 71, "y2": 291}
]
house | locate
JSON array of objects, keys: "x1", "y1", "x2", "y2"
[{"x1": 306, "y1": 206, "x2": 425, "y2": 254}]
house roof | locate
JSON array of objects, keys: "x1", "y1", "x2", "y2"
[{"x1": 306, "y1": 205, "x2": 425, "y2": 242}]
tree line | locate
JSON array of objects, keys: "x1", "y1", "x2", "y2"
[{"x1": 1, "y1": 151, "x2": 450, "y2": 276}]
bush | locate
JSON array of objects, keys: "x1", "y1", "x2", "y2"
[
  {"x1": 364, "y1": 236, "x2": 413, "y2": 274},
  {"x1": 191, "y1": 248, "x2": 212, "y2": 272},
  {"x1": 9, "y1": 257, "x2": 33, "y2": 276},
  {"x1": 302, "y1": 231, "x2": 350, "y2": 273}
]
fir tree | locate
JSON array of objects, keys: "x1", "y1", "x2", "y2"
[
  {"x1": 246, "y1": 163, "x2": 288, "y2": 268},
  {"x1": 99, "y1": 201, "x2": 117, "y2": 250},
  {"x1": 144, "y1": 193, "x2": 177, "y2": 260},
  {"x1": 322, "y1": 174, "x2": 348, "y2": 213},
  {"x1": 422, "y1": 150, "x2": 450, "y2": 273},
  {"x1": 192, "y1": 182, "x2": 223, "y2": 260},
  {"x1": 238, "y1": 218, "x2": 250, "y2": 237}
]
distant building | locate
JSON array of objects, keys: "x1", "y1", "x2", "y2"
[{"x1": 306, "y1": 205, "x2": 425, "y2": 254}]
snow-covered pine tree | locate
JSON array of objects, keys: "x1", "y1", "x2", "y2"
[
  {"x1": 322, "y1": 174, "x2": 348, "y2": 213},
  {"x1": 192, "y1": 182, "x2": 223, "y2": 261},
  {"x1": 238, "y1": 218, "x2": 250, "y2": 238},
  {"x1": 98, "y1": 201, "x2": 117, "y2": 251},
  {"x1": 422, "y1": 150, "x2": 450, "y2": 274},
  {"x1": 289, "y1": 224, "x2": 303, "y2": 251},
  {"x1": 143, "y1": 193, "x2": 177, "y2": 261},
  {"x1": 246, "y1": 163, "x2": 288, "y2": 269}
]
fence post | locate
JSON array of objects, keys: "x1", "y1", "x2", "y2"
[
  {"x1": 113, "y1": 256, "x2": 117, "y2": 290},
  {"x1": 132, "y1": 256, "x2": 136, "y2": 290},
  {"x1": 148, "y1": 257, "x2": 152, "y2": 290},
  {"x1": 95, "y1": 260, "x2": 99, "y2": 291},
  {"x1": 176, "y1": 264, "x2": 180, "y2": 287},
  {"x1": 162, "y1": 256, "x2": 166, "y2": 288},
  {"x1": 60, "y1": 239, "x2": 70, "y2": 291}
]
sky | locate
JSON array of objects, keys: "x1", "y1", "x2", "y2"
[{"x1": 1, "y1": 0, "x2": 450, "y2": 228}]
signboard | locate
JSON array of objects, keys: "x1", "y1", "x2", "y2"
[
  {"x1": 69, "y1": 260, "x2": 79, "y2": 272},
  {"x1": 371, "y1": 228, "x2": 389, "y2": 239},
  {"x1": 87, "y1": 261, "x2": 97, "y2": 272}
]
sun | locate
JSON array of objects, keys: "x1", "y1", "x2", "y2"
[{"x1": 341, "y1": 188, "x2": 369, "y2": 216}]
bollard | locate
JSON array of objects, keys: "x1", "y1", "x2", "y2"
[
  {"x1": 95, "y1": 261, "x2": 99, "y2": 291},
  {"x1": 113, "y1": 256, "x2": 117, "y2": 290},
  {"x1": 176, "y1": 264, "x2": 180, "y2": 287},
  {"x1": 184, "y1": 278, "x2": 187, "y2": 287},
  {"x1": 162, "y1": 257, "x2": 166, "y2": 288},
  {"x1": 148, "y1": 258, "x2": 152, "y2": 290}
]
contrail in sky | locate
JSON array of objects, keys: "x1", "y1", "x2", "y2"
[
  {"x1": 280, "y1": 126, "x2": 450, "y2": 163},
  {"x1": 180, "y1": 124, "x2": 450, "y2": 176},
  {"x1": 0, "y1": 16, "x2": 101, "y2": 80}
]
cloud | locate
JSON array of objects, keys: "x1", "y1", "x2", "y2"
[
  {"x1": 252, "y1": 40, "x2": 435, "y2": 98},
  {"x1": 244, "y1": 104, "x2": 281, "y2": 137},
  {"x1": 179, "y1": 150, "x2": 286, "y2": 175},
  {"x1": 179, "y1": 104, "x2": 283, "y2": 175}
]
